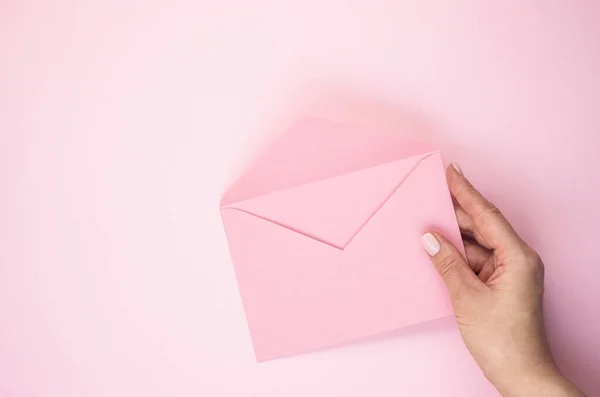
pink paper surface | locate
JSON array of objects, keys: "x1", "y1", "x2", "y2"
[
  {"x1": 1, "y1": 1, "x2": 600, "y2": 396},
  {"x1": 221, "y1": 119, "x2": 461, "y2": 361}
]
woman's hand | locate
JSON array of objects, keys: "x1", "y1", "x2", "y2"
[{"x1": 421, "y1": 164, "x2": 585, "y2": 397}]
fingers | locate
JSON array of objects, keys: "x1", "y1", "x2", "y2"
[
  {"x1": 447, "y1": 164, "x2": 522, "y2": 250},
  {"x1": 463, "y1": 240, "x2": 490, "y2": 274},
  {"x1": 421, "y1": 232, "x2": 485, "y2": 300},
  {"x1": 464, "y1": 240, "x2": 496, "y2": 283},
  {"x1": 454, "y1": 202, "x2": 475, "y2": 234}
]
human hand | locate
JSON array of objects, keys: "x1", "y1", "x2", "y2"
[{"x1": 421, "y1": 164, "x2": 585, "y2": 397}]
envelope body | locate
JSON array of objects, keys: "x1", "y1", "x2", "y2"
[{"x1": 220, "y1": 117, "x2": 463, "y2": 361}]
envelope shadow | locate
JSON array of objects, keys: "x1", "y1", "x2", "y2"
[
  {"x1": 281, "y1": 82, "x2": 443, "y2": 146},
  {"x1": 222, "y1": 82, "x2": 449, "y2": 197}
]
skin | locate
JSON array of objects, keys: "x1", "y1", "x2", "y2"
[{"x1": 421, "y1": 164, "x2": 585, "y2": 397}]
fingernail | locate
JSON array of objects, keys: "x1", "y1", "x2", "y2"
[
  {"x1": 452, "y1": 163, "x2": 463, "y2": 175},
  {"x1": 421, "y1": 233, "x2": 441, "y2": 256}
]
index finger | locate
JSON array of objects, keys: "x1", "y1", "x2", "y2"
[{"x1": 446, "y1": 164, "x2": 523, "y2": 250}]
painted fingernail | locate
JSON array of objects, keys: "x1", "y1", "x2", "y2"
[
  {"x1": 452, "y1": 163, "x2": 463, "y2": 175},
  {"x1": 421, "y1": 233, "x2": 441, "y2": 256}
]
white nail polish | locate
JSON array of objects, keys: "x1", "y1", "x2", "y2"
[
  {"x1": 452, "y1": 163, "x2": 463, "y2": 175},
  {"x1": 421, "y1": 233, "x2": 441, "y2": 256}
]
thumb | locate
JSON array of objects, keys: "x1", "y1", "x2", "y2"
[{"x1": 421, "y1": 232, "x2": 484, "y2": 300}]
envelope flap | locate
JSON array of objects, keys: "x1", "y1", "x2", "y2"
[
  {"x1": 221, "y1": 117, "x2": 437, "y2": 206},
  {"x1": 344, "y1": 152, "x2": 464, "y2": 282},
  {"x1": 226, "y1": 153, "x2": 428, "y2": 249}
]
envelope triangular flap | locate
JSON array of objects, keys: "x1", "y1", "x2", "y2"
[
  {"x1": 226, "y1": 154, "x2": 428, "y2": 249},
  {"x1": 221, "y1": 117, "x2": 437, "y2": 206}
]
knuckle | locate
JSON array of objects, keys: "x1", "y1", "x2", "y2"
[
  {"x1": 473, "y1": 202, "x2": 506, "y2": 232},
  {"x1": 481, "y1": 202, "x2": 502, "y2": 218},
  {"x1": 514, "y1": 244, "x2": 540, "y2": 263},
  {"x1": 436, "y1": 254, "x2": 460, "y2": 278},
  {"x1": 472, "y1": 201, "x2": 500, "y2": 222},
  {"x1": 523, "y1": 248, "x2": 544, "y2": 270},
  {"x1": 512, "y1": 246, "x2": 545, "y2": 278}
]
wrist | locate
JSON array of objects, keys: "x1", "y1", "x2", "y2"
[{"x1": 490, "y1": 363, "x2": 585, "y2": 397}]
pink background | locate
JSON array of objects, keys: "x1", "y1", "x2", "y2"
[{"x1": 1, "y1": 1, "x2": 599, "y2": 396}]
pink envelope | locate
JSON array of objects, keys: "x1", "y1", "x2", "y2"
[{"x1": 220, "y1": 117, "x2": 463, "y2": 361}]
